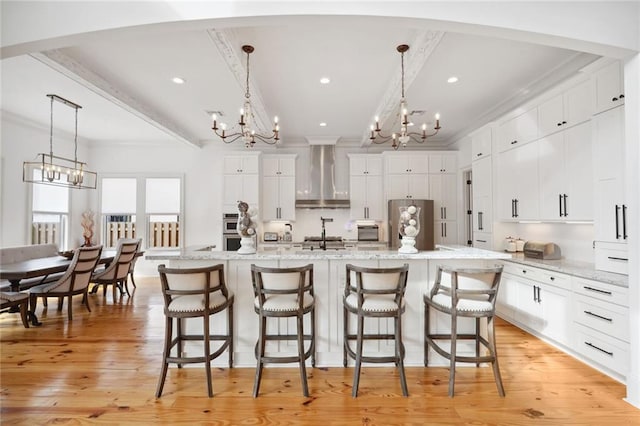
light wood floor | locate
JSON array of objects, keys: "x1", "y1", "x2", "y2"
[{"x1": 1, "y1": 277, "x2": 638, "y2": 425}]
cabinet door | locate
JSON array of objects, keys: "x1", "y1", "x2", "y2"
[
  {"x1": 365, "y1": 175, "x2": 384, "y2": 220},
  {"x1": 497, "y1": 149, "x2": 519, "y2": 220},
  {"x1": 434, "y1": 221, "x2": 457, "y2": 245},
  {"x1": 540, "y1": 283, "x2": 571, "y2": 346},
  {"x1": 496, "y1": 274, "x2": 518, "y2": 320},
  {"x1": 473, "y1": 195, "x2": 492, "y2": 233},
  {"x1": 225, "y1": 154, "x2": 259, "y2": 174},
  {"x1": 515, "y1": 279, "x2": 544, "y2": 332},
  {"x1": 564, "y1": 80, "x2": 592, "y2": 127},
  {"x1": 513, "y1": 141, "x2": 539, "y2": 220},
  {"x1": 471, "y1": 126, "x2": 493, "y2": 160},
  {"x1": 538, "y1": 94, "x2": 564, "y2": 138},
  {"x1": 498, "y1": 109, "x2": 538, "y2": 152},
  {"x1": 386, "y1": 156, "x2": 410, "y2": 174},
  {"x1": 408, "y1": 155, "x2": 429, "y2": 173},
  {"x1": 278, "y1": 176, "x2": 296, "y2": 221},
  {"x1": 538, "y1": 133, "x2": 565, "y2": 220},
  {"x1": 262, "y1": 157, "x2": 280, "y2": 176},
  {"x1": 350, "y1": 156, "x2": 368, "y2": 175},
  {"x1": 350, "y1": 175, "x2": 368, "y2": 218},
  {"x1": 386, "y1": 174, "x2": 410, "y2": 199},
  {"x1": 428, "y1": 154, "x2": 456, "y2": 173},
  {"x1": 564, "y1": 122, "x2": 593, "y2": 220},
  {"x1": 408, "y1": 174, "x2": 430, "y2": 199},
  {"x1": 472, "y1": 155, "x2": 491, "y2": 199},
  {"x1": 278, "y1": 157, "x2": 296, "y2": 176},
  {"x1": 224, "y1": 174, "x2": 243, "y2": 206},
  {"x1": 366, "y1": 157, "x2": 383, "y2": 176},
  {"x1": 594, "y1": 61, "x2": 625, "y2": 114},
  {"x1": 261, "y1": 176, "x2": 280, "y2": 220},
  {"x1": 430, "y1": 174, "x2": 457, "y2": 220}
]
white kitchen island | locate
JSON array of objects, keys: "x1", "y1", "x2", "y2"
[{"x1": 146, "y1": 246, "x2": 511, "y2": 367}]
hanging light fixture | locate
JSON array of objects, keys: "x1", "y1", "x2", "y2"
[
  {"x1": 211, "y1": 45, "x2": 280, "y2": 148},
  {"x1": 23, "y1": 94, "x2": 97, "y2": 189},
  {"x1": 369, "y1": 44, "x2": 442, "y2": 150}
]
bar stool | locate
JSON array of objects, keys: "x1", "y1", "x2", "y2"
[
  {"x1": 424, "y1": 265, "x2": 504, "y2": 397},
  {"x1": 156, "y1": 264, "x2": 234, "y2": 398},
  {"x1": 343, "y1": 263, "x2": 409, "y2": 397},
  {"x1": 251, "y1": 264, "x2": 315, "y2": 397}
]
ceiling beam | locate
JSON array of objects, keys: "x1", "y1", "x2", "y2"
[
  {"x1": 361, "y1": 30, "x2": 444, "y2": 146},
  {"x1": 207, "y1": 28, "x2": 275, "y2": 135},
  {"x1": 31, "y1": 50, "x2": 202, "y2": 148}
]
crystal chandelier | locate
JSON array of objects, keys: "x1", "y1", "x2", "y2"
[
  {"x1": 369, "y1": 44, "x2": 442, "y2": 150},
  {"x1": 23, "y1": 94, "x2": 97, "y2": 189},
  {"x1": 211, "y1": 45, "x2": 280, "y2": 148}
]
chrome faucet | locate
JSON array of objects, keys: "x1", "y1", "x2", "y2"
[{"x1": 320, "y1": 217, "x2": 333, "y2": 250}]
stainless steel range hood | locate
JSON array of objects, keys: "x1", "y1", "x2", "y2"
[{"x1": 295, "y1": 142, "x2": 350, "y2": 209}]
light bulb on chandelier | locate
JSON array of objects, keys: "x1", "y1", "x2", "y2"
[
  {"x1": 211, "y1": 45, "x2": 280, "y2": 148},
  {"x1": 369, "y1": 44, "x2": 442, "y2": 150}
]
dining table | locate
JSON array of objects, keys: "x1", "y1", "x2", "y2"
[{"x1": 0, "y1": 250, "x2": 119, "y2": 326}]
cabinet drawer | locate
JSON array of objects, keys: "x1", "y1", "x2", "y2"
[
  {"x1": 595, "y1": 245, "x2": 628, "y2": 275},
  {"x1": 572, "y1": 277, "x2": 628, "y2": 306},
  {"x1": 534, "y1": 269, "x2": 571, "y2": 291},
  {"x1": 573, "y1": 295, "x2": 629, "y2": 342},
  {"x1": 573, "y1": 323, "x2": 628, "y2": 376},
  {"x1": 502, "y1": 262, "x2": 538, "y2": 279}
]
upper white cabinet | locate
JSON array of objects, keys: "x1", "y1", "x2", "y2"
[
  {"x1": 262, "y1": 156, "x2": 295, "y2": 177},
  {"x1": 384, "y1": 152, "x2": 430, "y2": 200},
  {"x1": 385, "y1": 153, "x2": 429, "y2": 174},
  {"x1": 497, "y1": 108, "x2": 538, "y2": 152},
  {"x1": 538, "y1": 80, "x2": 592, "y2": 138},
  {"x1": 497, "y1": 141, "x2": 539, "y2": 221},
  {"x1": 470, "y1": 124, "x2": 493, "y2": 160},
  {"x1": 349, "y1": 154, "x2": 383, "y2": 220},
  {"x1": 223, "y1": 153, "x2": 260, "y2": 175},
  {"x1": 538, "y1": 122, "x2": 593, "y2": 221},
  {"x1": 261, "y1": 154, "x2": 296, "y2": 222},
  {"x1": 428, "y1": 153, "x2": 456, "y2": 174},
  {"x1": 593, "y1": 60, "x2": 625, "y2": 115},
  {"x1": 223, "y1": 152, "x2": 260, "y2": 212}
]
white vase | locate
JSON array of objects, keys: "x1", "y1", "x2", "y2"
[
  {"x1": 398, "y1": 205, "x2": 421, "y2": 253},
  {"x1": 237, "y1": 236, "x2": 256, "y2": 254},
  {"x1": 398, "y1": 236, "x2": 418, "y2": 253}
]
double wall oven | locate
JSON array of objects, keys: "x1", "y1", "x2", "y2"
[{"x1": 222, "y1": 213, "x2": 241, "y2": 251}]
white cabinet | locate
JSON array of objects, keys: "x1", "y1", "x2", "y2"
[
  {"x1": 592, "y1": 106, "x2": 627, "y2": 273},
  {"x1": 223, "y1": 153, "x2": 260, "y2": 212},
  {"x1": 349, "y1": 155, "x2": 383, "y2": 220},
  {"x1": 470, "y1": 124, "x2": 493, "y2": 160},
  {"x1": 434, "y1": 220, "x2": 457, "y2": 245},
  {"x1": 538, "y1": 122, "x2": 593, "y2": 221},
  {"x1": 384, "y1": 152, "x2": 430, "y2": 200},
  {"x1": 593, "y1": 60, "x2": 625, "y2": 115},
  {"x1": 497, "y1": 108, "x2": 538, "y2": 152},
  {"x1": 428, "y1": 153, "x2": 456, "y2": 174},
  {"x1": 572, "y1": 276, "x2": 629, "y2": 377},
  {"x1": 262, "y1": 155, "x2": 296, "y2": 222},
  {"x1": 429, "y1": 174, "x2": 457, "y2": 221},
  {"x1": 497, "y1": 141, "x2": 539, "y2": 220},
  {"x1": 472, "y1": 156, "x2": 492, "y2": 234},
  {"x1": 538, "y1": 80, "x2": 592, "y2": 138},
  {"x1": 498, "y1": 263, "x2": 572, "y2": 347}
]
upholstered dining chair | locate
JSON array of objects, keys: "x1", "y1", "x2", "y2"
[
  {"x1": 424, "y1": 264, "x2": 505, "y2": 397},
  {"x1": 28, "y1": 245, "x2": 103, "y2": 321},
  {"x1": 251, "y1": 264, "x2": 316, "y2": 397},
  {"x1": 0, "y1": 291, "x2": 30, "y2": 327},
  {"x1": 343, "y1": 263, "x2": 409, "y2": 397},
  {"x1": 91, "y1": 238, "x2": 139, "y2": 300},
  {"x1": 156, "y1": 263, "x2": 234, "y2": 398}
]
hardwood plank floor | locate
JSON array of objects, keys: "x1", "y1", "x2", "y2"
[{"x1": 1, "y1": 277, "x2": 638, "y2": 425}]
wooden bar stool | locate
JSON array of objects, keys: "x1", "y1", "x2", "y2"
[
  {"x1": 156, "y1": 264, "x2": 234, "y2": 398},
  {"x1": 424, "y1": 265, "x2": 505, "y2": 397},
  {"x1": 343, "y1": 263, "x2": 409, "y2": 397},
  {"x1": 250, "y1": 264, "x2": 315, "y2": 397}
]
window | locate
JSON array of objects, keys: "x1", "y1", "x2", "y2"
[
  {"x1": 31, "y1": 169, "x2": 70, "y2": 249},
  {"x1": 99, "y1": 175, "x2": 183, "y2": 249},
  {"x1": 145, "y1": 178, "x2": 181, "y2": 248},
  {"x1": 101, "y1": 178, "x2": 137, "y2": 248}
]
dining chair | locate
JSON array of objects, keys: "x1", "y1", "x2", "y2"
[
  {"x1": 156, "y1": 264, "x2": 234, "y2": 398},
  {"x1": 91, "y1": 238, "x2": 140, "y2": 300},
  {"x1": 424, "y1": 264, "x2": 505, "y2": 397},
  {"x1": 343, "y1": 263, "x2": 409, "y2": 397},
  {"x1": 28, "y1": 246, "x2": 103, "y2": 321},
  {"x1": 0, "y1": 291, "x2": 30, "y2": 327},
  {"x1": 251, "y1": 264, "x2": 316, "y2": 397}
]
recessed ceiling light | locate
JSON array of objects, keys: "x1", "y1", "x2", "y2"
[
  {"x1": 319, "y1": 122, "x2": 327, "y2": 127},
  {"x1": 320, "y1": 77, "x2": 330, "y2": 84},
  {"x1": 447, "y1": 76, "x2": 458, "y2": 84},
  {"x1": 172, "y1": 77, "x2": 186, "y2": 84}
]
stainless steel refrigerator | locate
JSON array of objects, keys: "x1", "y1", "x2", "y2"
[{"x1": 388, "y1": 199, "x2": 435, "y2": 251}]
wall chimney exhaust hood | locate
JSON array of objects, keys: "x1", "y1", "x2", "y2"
[{"x1": 295, "y1": 139, "x2": 350, "y2": 209}]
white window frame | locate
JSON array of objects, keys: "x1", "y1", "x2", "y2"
[{"x1": 29, "y1": 173, "x2": 71, "y2": 250}]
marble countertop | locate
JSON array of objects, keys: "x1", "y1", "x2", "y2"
[
  {"x1": 503, "y1": 252, "x2": 628, "y2": 287},
  {"x1": 145, "y1": 244, "x2": 512, "y2": 261}
]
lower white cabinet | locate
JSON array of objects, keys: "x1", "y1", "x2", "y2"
[{"x1": 498, "y1": 261, "x2": 630, "y2": 381}]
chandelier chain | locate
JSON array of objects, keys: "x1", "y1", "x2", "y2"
[
  {"x1": 401, "y1": 50, "x2": 405, "y2": 99},
  {"x1": 245, "y1": 49, "x2": 251, "y2": 100},
  {"x1": 74, "y1": 105, "x2": 79, "y2": 164},
  {"x1": 49, "y1": 95, "x2": 54, "y2": 159}
]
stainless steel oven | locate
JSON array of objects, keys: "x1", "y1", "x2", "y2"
[{"x1": 223, "y1": 213, "x2": 239, "y2": 235}]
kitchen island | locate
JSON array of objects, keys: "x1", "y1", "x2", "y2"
[{"x1": 147, "y1": 246, "x2": 511, "y2": 367}]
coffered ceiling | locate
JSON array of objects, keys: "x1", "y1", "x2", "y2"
[{"x1": 1, "y1": 15, "x2": 599, "y2": 149}]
